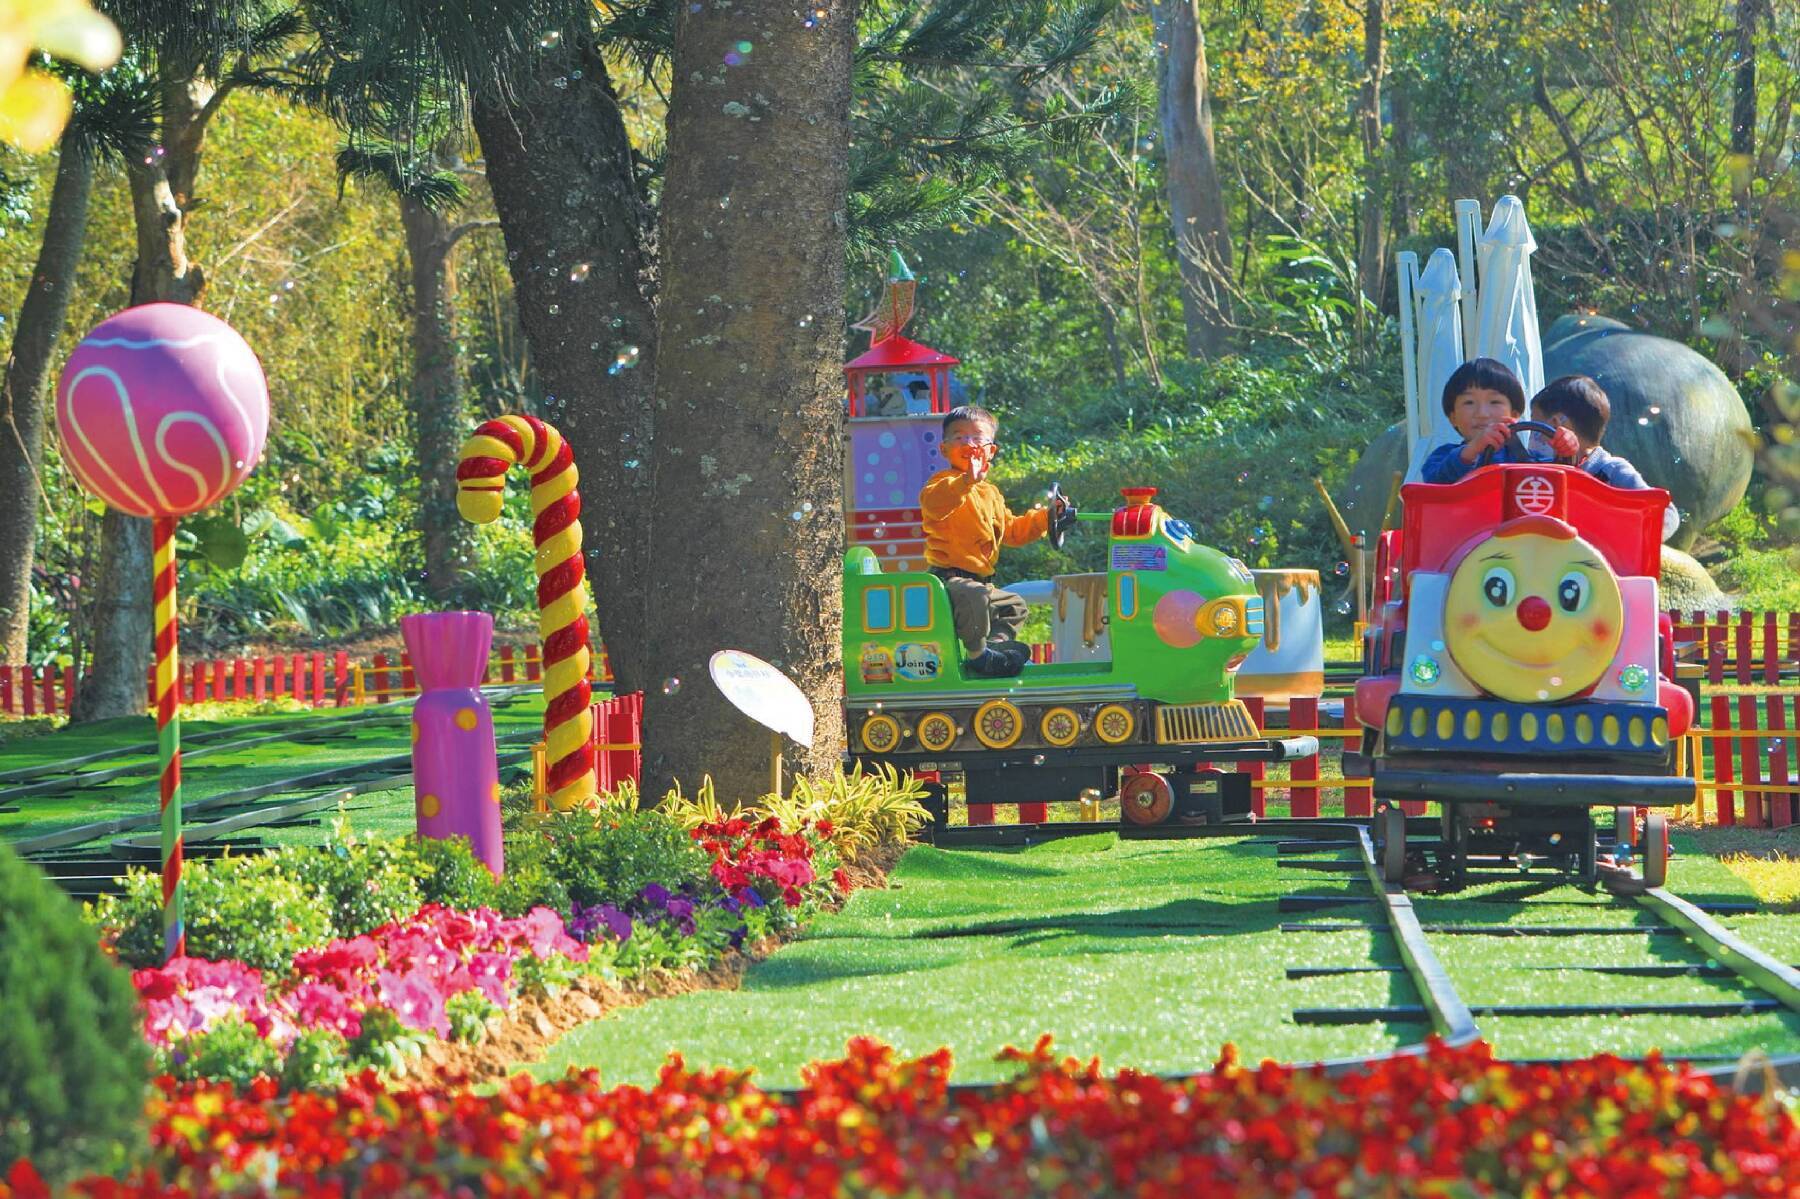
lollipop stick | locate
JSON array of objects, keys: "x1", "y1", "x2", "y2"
[{"x1": 152, "y1": 516, "x2": 184, "y2": 961}]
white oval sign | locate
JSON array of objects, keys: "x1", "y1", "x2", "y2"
[{"x1": 708, "y1": 650, "x2": 815, "y2": 748}]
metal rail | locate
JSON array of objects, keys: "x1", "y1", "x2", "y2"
[
  {"x1": 1632, "y1": 886, "x2": 1800, "y2": 1016},
  {"x1": 1352, "y1": 826, "x2": 1481, "y2": 1045}
]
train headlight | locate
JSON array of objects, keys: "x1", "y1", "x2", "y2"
[
  {"x1": 1618, "y1": 663, "x2": 1650, "y2": 693},
  {"x1": 1409, "y1": 655, "x2": 1441, "y2": 686},
  {"x1": 1196, "y1": 598, "x2": 1242, "y2": 637}
]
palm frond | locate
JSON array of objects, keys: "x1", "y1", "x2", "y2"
[{"x1": 336, "y1": 142, "x2": 467, "y2": 209}]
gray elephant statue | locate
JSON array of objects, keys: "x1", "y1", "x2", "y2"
[{"x1": 1340, "y1": 313, "x2": 1753, "y2": 552}]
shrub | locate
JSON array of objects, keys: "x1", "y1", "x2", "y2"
[
  {"x1": 761, "y1": 765, "x2": 931, "y2": 861},
  {"x1": 280, "y1": 1029, "x2": 350, "y2": 1093},
  {"x1": 508, "y1": 808, "x2": 711, "y2": 912},
  {"x1": 0, "y1": 843, "x2": 148, "y2": 1184},
  {"x1": 275, "y1": 832, "x2": 422, "y2": 938},
  {"x1": 94, "y1": 854, "x2": 335, "y2": 972},
  {"x1": 159, "y1": 1015, "x2": 282, "y2": 1089},
  {"x1": 412, "y1": 836, "x2": 499, "y2": 911}
]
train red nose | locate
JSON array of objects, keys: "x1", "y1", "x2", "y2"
[{"x1": 1516, "y1": 596, "x2": 1551, "y2": 631}]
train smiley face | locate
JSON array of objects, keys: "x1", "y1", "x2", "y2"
[{"x1": 1443, "y1": 514, "x2": 1623, "y2": 703}]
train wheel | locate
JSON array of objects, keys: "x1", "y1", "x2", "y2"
[
  {"x1": 1642, "y1": 812, "x2": 1669, "y2": 888},
  {"x1": 1614, "y1": 806, "x2": 1638, "y2": 849},
  {"x1": 1094, "y1": 703, "x2": 1137, "y2": 745},
  {"x1": 858, "y1": 714, "x2": 902, "y2": 754},
  {"x1": 973, "y1": 700, "x2": 1024, "y2": 750},
  {"x1": 1120, "y1": 771, "x2": 1174, "y2": 826},
  {"x1": 916, "y1": 712, "x2": 958, "y2": 754},
  {"x1": 1040, "y1": 706, "x2": 1081, "y2": 748},
  {"x1": 1377, "y1": 805, "x2": 1407, "y2": 885}
]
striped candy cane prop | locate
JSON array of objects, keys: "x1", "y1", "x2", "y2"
[
  {"x1": 456, "y1": 415, "x2": 597, "y2": 808},
  {"x1": 152, "y1": 516, "x2": 185, "y2": 958},
  {"x1": 55, "y1": 304, "x2": 269, "y2": 963}
]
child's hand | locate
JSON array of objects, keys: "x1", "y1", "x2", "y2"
[
  {"x1": 967, "y1": 446, "x2": 992, "y2": 482},
  {"x1": 1550, "y1": 427, "x2": 1580, "y2": 460},
  {"x1": 1459, "y1": 421, "x2": 1513, "y2": 464}
]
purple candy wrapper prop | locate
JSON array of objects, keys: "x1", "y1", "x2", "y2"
[{"x1": 403, "y1": 611, "x2": 503, "y2": 875}]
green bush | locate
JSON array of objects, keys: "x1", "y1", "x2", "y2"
[
  {"x1": 94, "y1": 854, "x2": 336, "y2": 972},
  {"x1": 159, "y1": 1015, "x2": 282, "y2": 1088},
  {"x1": 413, "y1": 835, "x2": 499, "y2": 910},
  {"x1": 281, "y1": 1028, "x2": 350, "y2": 1093},
  {"x1": 0, "y1": 843, "x2": 148, "y2": 1184},
  {"x1": 508, "y1": 808, "x2": 711, "y2": 912},
  {"x1": 493, "y1": 856, "x2": 573, "y2": 919},
  {"x1": 276, "y1": 834, "x2": 423, "y2": 937}
]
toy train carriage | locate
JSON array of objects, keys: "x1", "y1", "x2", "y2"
[
  {"x1": 842, "y1": 487, "x2": 1318, "y2": 825},
  {"x1": 1350, "y1": 462, "x2": 1697, "y2": 882}
]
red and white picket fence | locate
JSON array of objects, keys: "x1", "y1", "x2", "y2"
[
  {"x1": 1670, "y1": 609, "x2": 1800, "y2": 686},
  {"x1": 0, "y1": 643, "x2": 616, "y2": 717}
]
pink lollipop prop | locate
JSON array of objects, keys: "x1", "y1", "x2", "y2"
[{"x1": 55, "y1": 303, "x2": 270, "y2": 962}]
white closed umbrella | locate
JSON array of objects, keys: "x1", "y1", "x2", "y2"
[
  {"x1": 1403, "y1": 248, "x2": 1467, "y2": 483},
  {"x1": 1472, "y1": 195, "x2": 1544, "y2": 400}
]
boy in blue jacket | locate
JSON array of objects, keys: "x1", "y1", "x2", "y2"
[
  {"x1": 1529, "y1": 375, "x2": 1650, "y2": 489},
  {"x1": 1421, "y1": 357, "x2": 1579, "y2": 484}
]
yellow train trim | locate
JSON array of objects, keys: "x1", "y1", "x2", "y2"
[{"x1": 1154, "y1": 699, "x2": 1259, "y2": 745}]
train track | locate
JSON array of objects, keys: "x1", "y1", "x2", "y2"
[{"x1": 1278, "y1": 821, "x2": 1800, "y2": 1063}]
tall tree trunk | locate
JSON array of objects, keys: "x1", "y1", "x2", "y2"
[
  {"x1": 0, "y1": 132, "x2": 94, "y2": 665},
  {"x1": 73, "y1": 72, "x2": 211, "y2": 723},
  {"x1": 1152, "y1": 0, "x2": 1233, "y2": 358},
  {"x1": 640, "y1": 0, "x2": 854, "y2": 801},
  {"x1": 471, "y1": 35, "x2": 657, "y2": 693},
  {"x1": 1730, "y1": 0, "x2": 1762, "y2": 167},
  {"x1": 1389, "y1": 87, "x2": 1415, "y2": 239},
  {"x1": 1354, "y1": 0, "x2": 1389, "y2": 313},
  {"x1": 400, "y1": 187, "x2": 474, "y2": 599}
]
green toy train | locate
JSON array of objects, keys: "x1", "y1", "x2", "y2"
[{"x1": 842, "y1": 485, "x2": 1317, "y2": 826}]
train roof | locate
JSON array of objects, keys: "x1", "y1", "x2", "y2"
[{"x1": 1399, "y1": 464, "x2": 1667, "y2": 581}]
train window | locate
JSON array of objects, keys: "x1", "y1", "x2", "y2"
[
  {"x1": 1118, "y1": 574, "x2": 1138, "y2": 620},
  {"x1": 863, "y1": 587, "x2": 895, "y2": 632},
  {"x1": 901, "y1": 584, "x2": 932, "y2": 629}
]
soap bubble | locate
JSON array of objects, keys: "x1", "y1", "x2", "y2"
[
  {"x1": 661, "y1": 677, "x2": 682, "y2": 695},
  {"x1": 1032, "y1": 754, "x2": 1046, "y2": 765},
  {"x1": 1333, "y1": 599, "x2": 1352, "y2": 615},
  {"x1": 1334, "y1": 561, "x2": 1349, "y2": 576},
  {"x1": 539, "y1": 30, "x2": 561, "y2": 47},
  {"x1": 569, "y1": 262, "x2": 591, "y2": 283},
  {"x1": 608, "y1": 345, "x2": 641, "y2": 375}
]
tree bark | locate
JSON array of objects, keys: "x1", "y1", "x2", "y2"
[
  {"x1": 73, "y1": 72, "x2": 211, "y2": 722},
  {"x1": 1152, "y1": 0, "x2": 1232, "y2": 358},
  {"x1": 640, "y1": 0, "x2": 854, "y2": 801},
  {"x1": 1354, "y1": 0, "x2": 1389, "y2": 312},
  {"x1": 471, "y1": 36, "x2": 658, "y2": 693},
  {"x1": 400, "y1": 183, "x2": 475, "y2": 599},
  {"x1": 0, "y1": 132, "x2": 93, "y2": 665}
]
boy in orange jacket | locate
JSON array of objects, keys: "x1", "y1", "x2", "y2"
[{"x1": 921, "y1": 406, "x2": 1065, "y2": 678}]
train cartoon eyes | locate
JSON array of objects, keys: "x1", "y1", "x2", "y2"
[{"x1": 1442, "y1": 515, "x2": 1625, "y2": 704}]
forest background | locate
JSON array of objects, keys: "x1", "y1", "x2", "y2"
[{"x1": 1, "y1": 0, "x2": 1796, "y2": 791}]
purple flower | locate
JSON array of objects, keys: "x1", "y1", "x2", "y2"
[
  {"x1": 567, "y1": 902, "x2": 634, "y2": 944},
  {"x1": 640, "y1": 882, "x2": 672, "y2": 908}
]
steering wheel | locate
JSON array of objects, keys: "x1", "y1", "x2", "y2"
[
  {"x1": 1477, "y1": 419, "x2": 1576, "y2": 468},
  {"x1": 1046, "y1": 482, "x2": 1078, "y2": 550}
]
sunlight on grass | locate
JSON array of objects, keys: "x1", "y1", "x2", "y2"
[{"x1": 1723, "y1": 853, "x2": 1800, "y2": 910}]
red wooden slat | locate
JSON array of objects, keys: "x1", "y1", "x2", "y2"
[
  {"x1": 190, "y1": 661, "x2": 206, "y2": 703},
  {"x1": 1736, "y1": 615, "x2": 1753, "y2": 685},
  {"x1": 1017, "y1": 802, "x2": 1049, "y2": 823},
  {"x1": 1343, "y1": 704, "x2": 1372, "y2": 818},
  {"x1": 232, "y1": 658, "x2": 246, "y2": 700},
  {"x1": 373, "y1": 654, "x2": 390, "y2": 703},
  {"x1": 333, "y1": 651, "x2": 350, "y2": 705},
  {"x1": 526, "y1": 644, "x2": 542, "y2": 682},
  {"x1": 39, "y1": 665, "x2": 54, "y2": 715},
  {"x1": 252, "y1": 656, "x2": 266, "y2": 702},
  {"x1": 273, "y1": 653, "x2": 287, "y2": 698},
  {"x1": 1710, "y1": 693, "x2": 1736, "y2": 825},
  {"x1": 1, "y1": 665, "x2": 13, "y2": 714},
  {"x1": 313, "y1": 653, "x2": 327, "y2": 708},
  {"x1": 61, "y1": 665, "x2": 74, "y2": 714},
  {"x1": 1289, "y1": 696, "x2": 1320, "y2": 818},
  {"x1": 501, "y1": 646, "x2": 516, "y2": 683},
  {"x1": 21, "y1": 668, "x2": 35, "y2": 716},
  {"x1": 1240, "y1": 695, "x2": 1266, "y2": 819},
  {"x1": 400, "y1": 653, "x2": 415, "y2": 693},
  {"x1": 1767, "y1": 695, "x2": 1792, "y2": 829},
  {"x1": 212, "y1": 659, "x2": 227, "y2": 702},
  {"x1": 1707, "y1": 611, "x2": 1726, "y2": 686},
  {"x1": 1739, "y1": 694, "x2": 1766, "y2": 828},
  {"x1": 1765, "y1": 612, "x2": 1780, "y2": 685}
]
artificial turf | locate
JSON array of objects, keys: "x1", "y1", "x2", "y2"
[
  {"x1": 0, "y1": 693, "x2": 546, "y2": 847},
  {"x1": 532, "y1": 830, "x2": 1800, "y2": 1086}
]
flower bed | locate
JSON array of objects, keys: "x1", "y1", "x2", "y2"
[
  {"x1": 6, "y1": 1038, "x2": 1796, "y2": 1198},
  {"x1": 101, "y1": 795, "x2": 867, "y2": 1089}
]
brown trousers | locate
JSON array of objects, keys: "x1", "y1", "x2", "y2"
[{"x1": 936, "y1": 571, "x2": 1029, "y2": 654}]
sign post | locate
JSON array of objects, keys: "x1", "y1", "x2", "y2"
[{"x1": 708, "y1": 650, "x2": 815, "y2": 796}]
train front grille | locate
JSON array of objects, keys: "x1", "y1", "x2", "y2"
[{"x1": 1155, "y1": 699, "x2": 1260, "y2": 745}]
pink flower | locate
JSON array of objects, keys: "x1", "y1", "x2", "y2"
[
  {"x1": 376, "y1": 966, "x2": 449, "y2": 1038},
  {"x1": 287, "y1": 981, "x2": 364, "y2": 1039}
]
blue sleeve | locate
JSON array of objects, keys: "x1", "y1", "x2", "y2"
[
  {"x1": 1593, "y1": 455, "x2": 1649, "y2": 490},
  {"x1": 1420, "y1": 442, "x2": 1474, "y2": 484}
]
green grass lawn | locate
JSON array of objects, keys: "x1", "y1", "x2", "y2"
[
  {"x1": 532, "y1": 830, "x2": 1800, "y2": 1087},
  {"x1": 0, "y1": 693, "x2": 546, "y2": 848}
]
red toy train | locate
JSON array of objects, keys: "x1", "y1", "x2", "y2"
[{"x1": 1347, "y1": 427, "x2": 1696, "y2": 887}]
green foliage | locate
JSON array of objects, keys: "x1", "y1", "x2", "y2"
[
  {"x1": 413, "y1": 835, "x2": 500, "y2": 910},
  {"x1": 346, "y1": 1006, "x2": 427, "y2": 1074},
  {"x1": 514, "y1": 950, "x2": 583, "y2": 999},
  {"x1": 277, "y1": 832, "x2": 424, "y2": 938},
  {"x1": 281, "y1": 1028, "x2": 352, "y2": 1092},
  {"x1": 159, "y1": 1014, "x2": 283, "y2": 1088},
  {"x1": 503, "y1": 808, "x2": 711, "y2": 913},
  {"x1": 95, "y1": 853, "x2": 337, "y2": 972},
  {"x1": 444, "y1": 989, "x2": 500, "y2": 1043},
  {"x1": 0, "y1": 844, "x2": 148, "y2": 1184}
]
